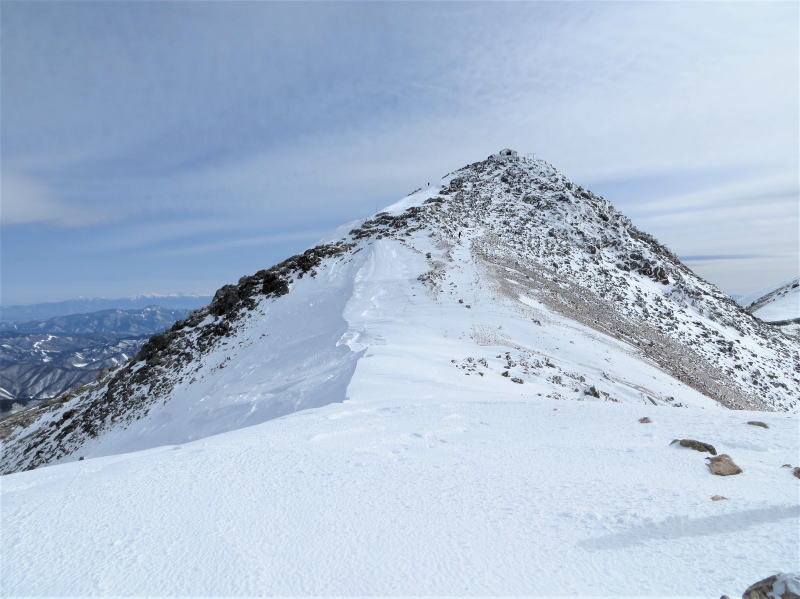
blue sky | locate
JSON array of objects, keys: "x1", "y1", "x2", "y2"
[{"x1": 2, "y1": 1, "x2": 797, "y2": 304}]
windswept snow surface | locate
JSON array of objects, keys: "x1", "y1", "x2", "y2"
[{"x1": 2, "y1": 397, "x2": 798, "y2": 596}]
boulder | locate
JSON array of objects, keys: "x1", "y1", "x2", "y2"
[
  {"x1": 671, "y1": 439, "x2": 717, "y2": 455},
  {"x1": 742, "y1": 573, "x2": 800, "y2": 599},
  {"x1": 747, "y1": 421, "x2": 769, "y2": 429},
  {"x1": 262, "y1": 272, "x2": 290, "y2": 297},
  {"x1": 638, "y1": 417, "x2": 651, "y2": 423},
  {"x1": 706, "y1": 454, "x2": 742, "y2": 476}
]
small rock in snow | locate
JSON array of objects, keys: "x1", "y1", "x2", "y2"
[
  {"x1": 742, "y1": 573, "x2": 800, "y2": 599},
  {"x1": 638, "y1": 417, "x2": 651, "y2": 423},
  {"x1": 746, "y1": 420, "x2": 769, "y2": 429},
  {"x1": 584, "y1": 385, "x2": 600, "y2": 398},
  {"x1": 671, "y1": 439, "x2": 717, "y2": 455},
  {"x1": 706, "y1": 454, "x2": 742, "y2": 476},
  {"x1": 710, "y1": 495, "x2": 728, "y2": 502}
]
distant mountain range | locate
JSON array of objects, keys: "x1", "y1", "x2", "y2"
[
  {"x1": 0, "y1": 295, "x2": 210, "y2": 324},
  {"x1": 0, "y1": 306, "x2": 196, "y2": 415}
]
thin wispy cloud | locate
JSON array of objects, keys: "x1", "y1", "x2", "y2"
[
  {"x1": 150, "y1": 230, "x2": 328, "y2": 259},
  {"x1": 0, "y1": 170, "x2": 108, "y2": 227}
]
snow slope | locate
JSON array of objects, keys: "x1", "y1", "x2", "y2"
[
  {"x1": 3, "y1": 396, "x2": 797, "y2": 596},
  {"x1": 743, "y1": 277, "x2": 800, "y2": 323},
  {"x1": 2, "y1": 150, "x2": 798, "y2": 595}
]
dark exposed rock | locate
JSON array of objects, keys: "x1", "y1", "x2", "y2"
[
  {"x1": 209, "y1": 285, "x2": 240, "y2": 317},
  {"x1": 638, "y1": 417, "x2": 651, "y2": 423},
  {"x1": 584, "y1": 385, "x2": 600, "y2": 398},
  {"x1": 262, "y1": 273, "x2": 290, "y2": 297},
  {"x1": 746, "y1": 421, "x2": 769, "y2": 429},
  {"x1": 671, "y1": 439, "x2": 717, "y2": 455}
]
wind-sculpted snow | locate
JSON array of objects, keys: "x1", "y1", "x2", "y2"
[
  {"x1": 3, "y1": 397, "x2": 798, "y2": 595},
  {"x1": 1, "y1": 150, "x2": 797, "y2": 475}
]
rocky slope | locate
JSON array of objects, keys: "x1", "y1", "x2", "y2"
[{"x1": 1, "y1": 149, "x2": 797, "y2": 474}]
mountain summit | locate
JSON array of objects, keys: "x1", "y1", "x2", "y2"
[
  {"x1": 1, "y1": 149, "x2": 797, "y2": 473},
  {"x1": 2, "y1": 150, "x2": 798, "y2": 596}
]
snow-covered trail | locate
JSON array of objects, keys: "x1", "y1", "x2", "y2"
[
  {"x1": 2, "y1": 397, "x2": 797, "y2": 596},
  {"x1": 341, "y1": 235, "x2": 721, "y2": 411}
]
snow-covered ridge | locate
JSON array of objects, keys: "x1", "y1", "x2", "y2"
[
  {"x1": 1, "y1": 149, "x2": 797, "y2": 474},
  {"x1": 743, "y1": 276, "x2": 800, "y2": 323}
]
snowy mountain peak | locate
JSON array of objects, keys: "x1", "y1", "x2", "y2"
[{"x1": 1, "y1": 150, "x2": 797, "y2": 474}]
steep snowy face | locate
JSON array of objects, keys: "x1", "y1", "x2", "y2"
[
  {"x1": 1, "y1": 150, "x2": 797, "y2": 474},
  {"x1": 743, "y1": 277, "x2": 800, "y2": 323}
]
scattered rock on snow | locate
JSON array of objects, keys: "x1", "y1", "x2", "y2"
[
  {"x1": 638, "y1": 417, "x2": 651, "y2": 423},
  {"x1": 584, "y1": 385, "x2": 600, "y2": 398},
  {"x1": 706, "y1": 454, "x2": 742, "y2": 476},
  {"x1": 741, "y1": 572, "x2": 800, "y2": 599},
  {"x1": 671, "y1": 439, "x2": 717, "y2": 455},
  {"x1": 746, "y1": 421, "x2": 769, "y2": 429}
]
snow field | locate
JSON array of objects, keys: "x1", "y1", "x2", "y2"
[{"x1": 2, "y1": 396, "x2": 797, "y2": 596}]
